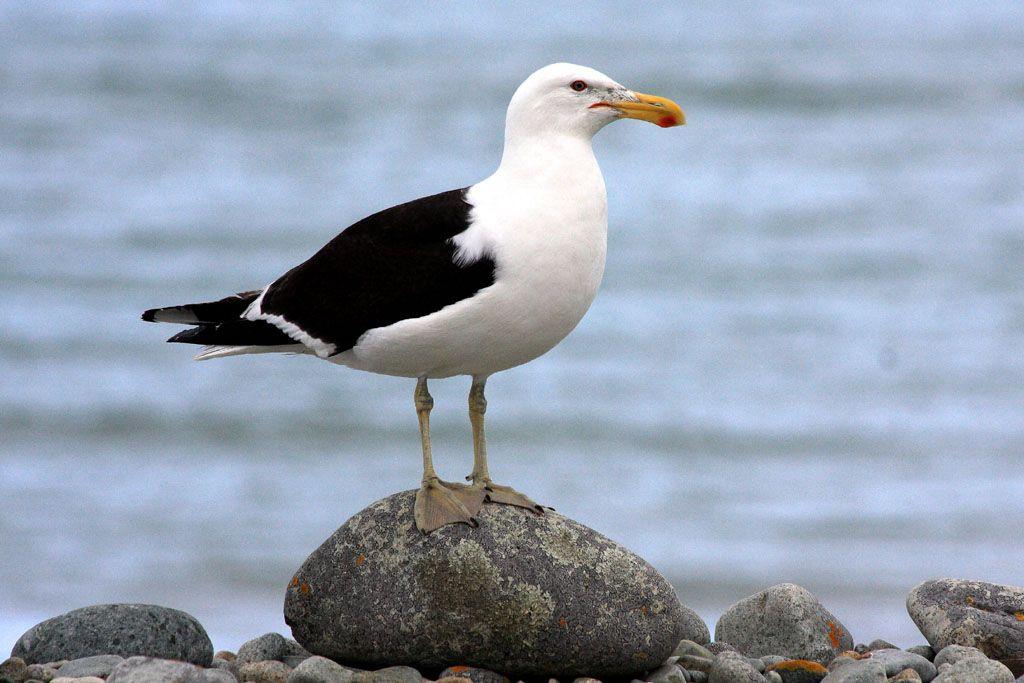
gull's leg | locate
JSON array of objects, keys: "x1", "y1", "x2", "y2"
[
  {"x1": 466, "y1": 376, "x2": 544, "y2": 513},
  {"x1": 413, "y1": 377, "x2": 484, "y2": 533}
]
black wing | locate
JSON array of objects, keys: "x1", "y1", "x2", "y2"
[
  {"x1": 260, "y1": 187, "x2": 495, "y2": 354},
  {"x1": 149, "y1": 188, "x2": 497, "y2": 353}
]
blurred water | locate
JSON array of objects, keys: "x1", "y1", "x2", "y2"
[{"x1": 3, "y1": 1, "x2": 1024, "y2": 652}]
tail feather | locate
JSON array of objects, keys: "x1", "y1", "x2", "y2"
[
  {"x1": 194, "y1": 344, "x2": 307, "y2": 361},
  {"x1": 142, "y1": 290, "x2": 262, "y2": 324},
  {"x1": 166, "y1": 319, "x2": 295, "y2": 346}
]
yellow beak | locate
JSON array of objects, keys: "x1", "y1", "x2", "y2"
[{"x1": 609, "y1": 92, "x2": 685, "y2": 128}]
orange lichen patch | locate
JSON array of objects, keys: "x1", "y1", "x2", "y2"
[
  {"x1": 448, "y1": 666, "x2": 470, "y2": 674},
  {"x1": 1014, "y1": 611, "x2": 1024, "y2": 621},
  {"x1": 558, "y1": 617, "x2": 567, "y2": 628},
  {"x1": 766, "y1": 660, "x2": 828, "y2": 674},
  {"x1": 640, "y1": 605, "x2": 649, "y2": 615},
  {"x1": 300, "y1": 582, "x2": 310, "y2": 594},
  {"x1": 827, "y1": 620, "x2": 843, "y2": 648},
  {"x1": 966, "y1": 595, "x2": 975, "y2": 605},
  {"x1": 355, "y1": 553, "x2": 366, "y2": 566},
  {"x1": 290, "y1": 577, "x2": 299, "y2": 587}
]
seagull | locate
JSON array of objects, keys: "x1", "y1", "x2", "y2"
[{"x1": 143, "y1": 63, "x2": 684, "y2": 533}]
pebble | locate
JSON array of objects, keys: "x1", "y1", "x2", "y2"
[
  {"x1": 216, "y1": 652, "x2": 239, "y2": 662},
  {"x1": 907, "y1": 579, "x2": 1024, "y2": 663},
  {"x1": 818, "y1": 658, "x2": 885, "y2": 682},
  {"x1": 287, "y1": 656, "x2": 355, "y2": 683},
  {"x1": 356, "y1": 665, "x2": 422, "y2": 683},
  {"x1": 765, "y1": 673, "x2": 782, "y2": 683},
  {"x1": 764, "y1": 660, "x2": 827, "y2": 683},
  {"x1": 11, "y1": 605, "x2": 213, "y2": 666},
  {"x1": 715, "y1": 584, "x2": 854, "y2": 665},
  {"x1": 864, "y1": 649, "x2": 935, "y2": 682},
  {"x1": 865, "y1": 641, "x2": 896, "y2": 653},
  {"x1": 675, "y1": 642, "x2": 716, "y2": 660},
  {"x1": 238, "y1": 634, "x2": 290, "y2": 664},
  {"x1": 1, "y1": 657, "x2": 27, "y2": 681},
  {"x1": 709, "y1": 644, "x2": 741, "y2": 656},
  {"x1": 890, "y1": 670, "x2": 922, "y2": 682},
  {"x1": 239, "y1": 660, "x2": 293, "y2": 683},
  {"x1": 933, "y1": 658, "x2": 1014, "y2": 683},
  {"x1": 437, "y1": 665, "x2": 509, "y2": 683},
  {"x1": 905, "y1": 647, "x2": 935, "y2": 662},
  {"x1": 933, "y1": 645, "x2": 989, "y2": 668},
  {"x1": 709, "y1": 651, "x2": 766, "y2": 683},
  {"x1": 676, "y1": 655, "x2": 715, "y2": 673},
  {"x1": 678, "y1": 606, "x2": 712, "y2": 646},
  {"x1": 205, "y1": 670, "x2": 238, "y2": 683},
  {"x1": 55, "y1": 654, "x2": 125, "y2": 679},
  {"x1": 52, "y1": 677, "x2": 105, "y2": 683},
  {"x1": 24, "y1": 663, "x2": 56, "y2": 682},
  {"x1": 106, "y1": 655, "x2": 208, "y2": 682},
  {"x1": 646, "y1": 663, "x2": 687, "y2": 683}
]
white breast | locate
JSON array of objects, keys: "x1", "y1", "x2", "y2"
[{"x1": 335, "y1": 137, "x2": 608, "y2": 379}]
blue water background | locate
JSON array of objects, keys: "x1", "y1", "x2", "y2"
[{"x1": 3, "y1": 1, "x2": 1024, "y2": 650}]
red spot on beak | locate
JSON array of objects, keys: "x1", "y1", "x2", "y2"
[{"x1": 657, "y1": 116, "x2": 677, "y2": 128}]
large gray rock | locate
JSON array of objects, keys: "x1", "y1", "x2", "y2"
[
  {"x1": 908, "y1": 579, "x2": 1024, "y2": 662},
  {"x1": 714, "y1": 584, "x2": 854, "y2": 665},
  {"x1": 11, "y1": 604, "x2": 213, "y2": 666},
  {"x1": 934, "y1": 659, "x2": 1014, "y2": 683},
  {"x1": 284, "y1": 490, "x2": 687, "y2": 680}
]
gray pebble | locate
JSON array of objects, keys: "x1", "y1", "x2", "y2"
[
  {"x1": 56, "y1": 654, "x2": 125, "y2": 679},
  {"x1": 675, "y1": 641, "x2": 715, "y2": 660},
  {"x1": 679, "y1": 606, "x2": 712, "y2": 646},
  {"x1": 238, "y1": 660, "x2": 292, "y2": 683},
  {"x1": 676, "y1": 656, "x2": 714, "y2": 674},
  {"x1": 905, "y1": 647, "x2": 935, "y2": 662},
  {"x1": 890, "y1": 670, "x2": 921, "y2": 682},
  {"x1": 237, "y1": 634, "x2": 290, "y2": 664},
  {"x1": 865, "y1": 649, "x2": 935, "y2": 682},
  {"x1": 765, "y1": 673, "x2": 782, "y2": 683},
  {"x1": 932, "y1": 658, "x2": 1013, "y2": 683},
  {"x1": 715, "y1": 584, "x2": 853, "y2": 665},
  {"x1": 647, "y1": 663, "x2": 687, "y2": 683},
  {"x1": 1, "y1": 657, "x2": 27, "y2": 682},
  {"x1": 359, "y1": 666, "x2": 422, "y2": 683},
  {"x1": 818, "y1": 659, "x2": 885, "y2": 682},
  {"x1": 709, "y1": 652, "x2": 766, "y2": 683},
  {"x1": 287, "y1": 656, "x2": 354, "y2": 683},
  {"x1": 24, "y1": 664, "x2": 55, "y2": 683},
  {"x1": 933, "y1": 645, "x2": 988, "y2": 668},
  {"x1": 204, "y1": 670, "x2": 239, "y2": 683},
  {"x1": 283, "y1": 657, "x2": 313, "y2": 670},
  {"x1": 865, "y1": 641, "x2": 896, "y2": 653},
  {"x1": 53, "y1": 677, "x2": 105, "y2": 683},
  {"x1": 709, "y1": 644, "x2": 740, "y2": 656},
  {"x1": 107, "y1": 656, "x2": 207, "y2": 683}
]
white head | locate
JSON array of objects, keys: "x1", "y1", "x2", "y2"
[{"x1": 504, "y1": 63, "x2": 685, "y2": 142}]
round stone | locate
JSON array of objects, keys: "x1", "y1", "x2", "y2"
[
  {"x1": 283, "y1": 490, "x2": 688, "y2": 680},
  {"x1": 11, "y1": 604, "x2": 213, "y2": 666},
  {"x1": 907, "y1": 579, "x2": 1024, "y2": 662},
  {"x1": 714, "y1": 584, "x2": 854, "y2": 665}
]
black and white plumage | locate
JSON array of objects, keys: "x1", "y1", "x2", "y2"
[{"x1": 144, "y1": 63, "x2": 683, "y2": 532}]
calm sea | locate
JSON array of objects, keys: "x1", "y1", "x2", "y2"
[{"x1": 3, "y1": 1, "x2": 1024, "y2": 651}]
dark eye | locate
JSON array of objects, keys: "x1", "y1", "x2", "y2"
[{"x1": 570, "y1": 80, "x2": 588, "y2": 92}]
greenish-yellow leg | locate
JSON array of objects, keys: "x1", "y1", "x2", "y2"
[
  {"x1": 466, "y1": 377, "x2": 544, "y2": 513},
  {"x1": 413, "y1": 378, "x2": 485, "y2": 534}
]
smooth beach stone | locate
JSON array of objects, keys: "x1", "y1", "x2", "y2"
[
  {"x1": 1, "y1": 656, "x2": 27, "y2": 681},
  {"x1": 679, "y1": 608, "x2": 712, "y2": 646},
  {"x1": 284, "y1": 490, "x2": 687, "y2": 680},
  {"x1": 106, "y1": 656, "x2": 207, "y2": 683},
  {"x1": 933, "y1": 645, "x2": 989, "y2": 668},
  {"x1": 237, "y1": 634, "x2": 290, "y2": 664},
  {"x1": 437, "y1": 665, "x2": 509, "y2": 683},
  {"x1": 24, "y1": 663, "x2": 55, "y2": 682},
  {"x1": 865, "y1": 650, "x2": 934, "y2": 682},
  {"x1": 11, "y1": 604, "x2": 213, "y2": 666},
  {"x1": 765, "y1": 674, "x2": 782, "y2": 683},
  {"x1": 907, "y1": 579, "x2": 1024, "y2": 662},
  {"x1": 905, "y1": 648, "x2": 935, "y2": 663},
  {"x1": 355, "y1": 666, "x2": 421, "y2": 683},
  {"x1": 56, "y1": 655, "x2": 125, "y2": 678},
  {"x1": 52, "y1": 677, "x2": 105, "y2": 683},
  {"x1": 646, "y1": 663, "x2": 687, "y2": 683},
  {"x1": 676, "y1": 655, "x2": 715, "y2": 673},
  {"x1": 286, "y1": 656, "x2": 355, "y2": 683},
  {"x1": 764, "y1": 659, "x2": 827, "y2": 683},
  {"x1": 238, "y1": 660, "x2": 292, "y2": 683},
  {"x1": 709, "y1": 644, "x2": 741, "y2": 656},
  {"x1": 708, "y1": 651, "x2": 766, "y2": 683},
  {"x1": 675, "y1": 642, "x2": 715, "y2": 660},
  {"x1": 818, "y1": 659, "x2": 885, "y2": 683},
  {"x1": 890, "y1": 669, "x2": 922, "y2": 682},
  {"x1": 204, "y1": 671, "x2": 238, "y2": 683},
  {"x1": 715, "y1": 584, "x2": 854, "y2": 665},
  {"x1": 866, "y1": 642, "x2": 897, "y2": 653},
  {"x1": 932, "y1": 658, "x2": 1013, "y2": 683}
]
